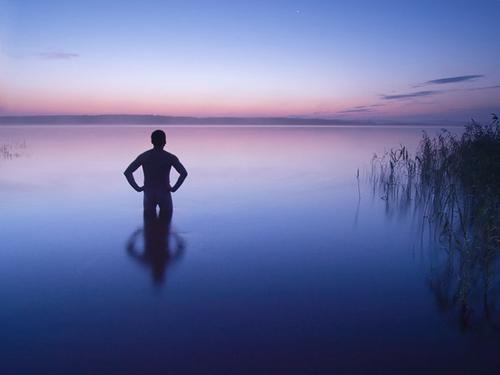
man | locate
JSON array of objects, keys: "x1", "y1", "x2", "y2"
[{"x1": 124, "y1": 130, "x2": 187, "y2": 218}]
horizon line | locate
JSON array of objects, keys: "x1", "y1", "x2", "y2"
[{"x1": 0, "y1": 114, "x2": 466, "y2": 126}]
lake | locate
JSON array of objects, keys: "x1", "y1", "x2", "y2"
[{"x1": 1, "y1": 125, "x2": 499, "y2": 374}]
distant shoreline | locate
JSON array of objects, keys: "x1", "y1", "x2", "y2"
[{"x1": 0, "y1": 115, "x2": 462, "y2": 127}]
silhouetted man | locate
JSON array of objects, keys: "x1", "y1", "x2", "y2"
[{"x1": 124, "y1": 130, "x2": 187, "y2": 218}]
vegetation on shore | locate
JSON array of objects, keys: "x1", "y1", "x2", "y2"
[
  {"x1": 371, "y1": 114, "x2": 500, "y2": 332},
  {"x1": 1, "y1": 140, "x2": 27, "y2": 160}
]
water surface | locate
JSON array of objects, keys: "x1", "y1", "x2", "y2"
[{"x1": 1, "y1": 125, "x2": 498, "y2": 374}]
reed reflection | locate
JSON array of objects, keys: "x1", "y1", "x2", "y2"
[{"x1": 126, "y1": 213, "x2": 185, "y2": 286}]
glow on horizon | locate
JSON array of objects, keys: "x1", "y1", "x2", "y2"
[{"x1": 1, "y1": 0, "x2": 499, "y2": 121}]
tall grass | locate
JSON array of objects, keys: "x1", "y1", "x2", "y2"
[
  {"x1": 371, "y1": 114, "x2": 500, "y2": 332},
  {"x1": 0, "y1": 140, "x2": 27, "y2": 160}
]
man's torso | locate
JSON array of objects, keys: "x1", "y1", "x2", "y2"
[{"x1": 139, "y1": 149, "x2": 177, "y2": 191}]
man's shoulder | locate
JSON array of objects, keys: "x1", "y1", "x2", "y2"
[
  {"x1": 163, "y1": 150, "x2": 179, "y2": 161},
  {"x1": 137, "y1": 149, "x2": 154, "y2": 160}
]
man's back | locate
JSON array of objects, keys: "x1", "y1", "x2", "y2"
[{"x1": 139, "y1": 149, "x2": 179, "y2": 191}]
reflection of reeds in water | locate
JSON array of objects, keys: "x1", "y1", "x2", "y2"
[
  {"x1": 371, "y1": 114, "x2": 500, "y2": 334},
  {"x1": 1, "y1": 140, "x2": 27, "y2": 160}
]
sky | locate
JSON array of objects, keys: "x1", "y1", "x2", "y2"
[{"x1": 0, "y1": 0, "x2": 499, "y2": 121}]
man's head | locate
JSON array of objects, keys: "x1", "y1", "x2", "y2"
[{"x1": 151, "y1": 130, "x2": 166, "y2": 148}]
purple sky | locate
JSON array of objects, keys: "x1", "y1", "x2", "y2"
[{"x1": 1, "y1": 0, "x2": 499, "y2": 121}]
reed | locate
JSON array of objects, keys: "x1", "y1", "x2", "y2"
[
  {"x1": 0, "y1": 140, "x2": 27, "y2": 160},
  {"x1": 370, "y1": 114, "x2": 500, "y2": 332}
]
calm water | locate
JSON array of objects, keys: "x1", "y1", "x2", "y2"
[{"x1": 1, "y1": 125, "x2": 499, "y2": 374}]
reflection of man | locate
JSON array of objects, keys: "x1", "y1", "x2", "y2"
[
  {"x1": 126, "y1": 215, "x2": 185, "y2": 285},
  {"x1": 124, "y1": 130, "x2": 187, "y2": 218}
]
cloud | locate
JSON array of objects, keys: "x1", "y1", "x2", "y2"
[
  {"x1": 336, "y1": 103, "x2": 386, "y2": 114},
  {"x1": 38, "y1": 51, "x2": 79, "y2": 60},
  {"x1": 424, "y1": 75, "x2": 483, "y2": 85},
  {"x1": 338, "y1": 108, "x2": 373, "y2": 113},
  {"x1": 467, "y1": 84, "x2": 500, "y2": 91},
  {"x1": 382, "y1": 91, "x2": 439, "y2": 100},
  {"x1": 337, "y1": 104, "x2": 386, "y2": 113}
]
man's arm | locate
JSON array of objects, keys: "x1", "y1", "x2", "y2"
[
  {"x1": 124, "y1": 156, "x2": 144, "y2": 192},
  {"x1": 171, "y1": 157, "x2": 188, "y2": 192}
]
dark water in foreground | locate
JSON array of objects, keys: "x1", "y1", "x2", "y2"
[{"x1": 1, "y1": 125, "x2": 498, "y2": 374}]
